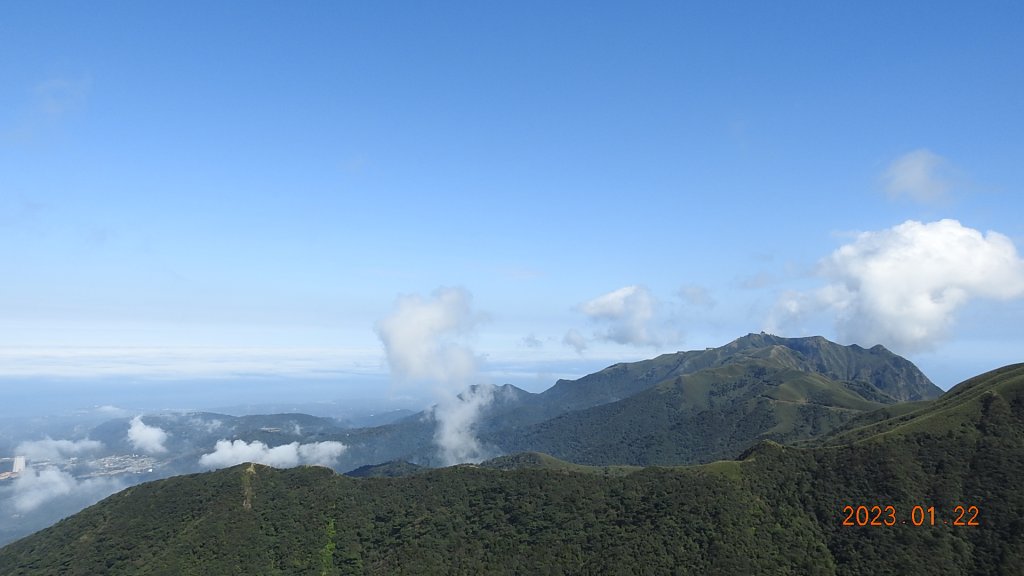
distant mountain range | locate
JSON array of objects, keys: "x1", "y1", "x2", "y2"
[
  {"x1": 2, "y1": 362, "x2": 1020, "y2": 574},
  {"x1": 327, "y1": 333, "x2": 943, "y2": 468},
  {"x1": 1, "y1": 333, "x2": 948, "y2": 549},
  {"x1": 53, "y1": 334, "x2": 943, "y2": 474}
]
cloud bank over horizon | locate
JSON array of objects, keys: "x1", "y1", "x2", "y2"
[{"x1": 0, "y1": 347, "x2": 382, "y2": 380}]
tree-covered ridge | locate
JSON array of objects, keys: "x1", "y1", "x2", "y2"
[{"x1": 2, "y1": 364, "x2": 1020, "y2": 575}]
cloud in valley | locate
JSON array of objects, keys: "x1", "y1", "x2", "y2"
[
  {"x1": 127, "y1": 416, "x2": 169, "y2": 454},
  {"x1": 375, "y1": 287, "x2": 494, "y2": 465},
  {"x1": 881, "y1": 149, "x2": 952, "y2": 203},
  {"x1": 430, "y1": 384, "x2": 496, "y2": 465},
  {"x1": 5, "y1": 467, "x2": 123, "y2": 514},
  {"x1": 15, "y1": 438, "x2": 103, "y2": 461},
  {"x1": 198, "y1": 440, "x2": 347, "y2": 469},
  {"x1": 771, "y1": 219, "x2": 1024, "y2": 352}
]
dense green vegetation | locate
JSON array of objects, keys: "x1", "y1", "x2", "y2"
[
  {"x1": 498, "y1": 359, "x2": 891, "y2": 465},
  {"x1": 2, "y1": 364, "x2": 1020, "y2": 575},
  {"x1": 345, "y1": 460, "x2": 425, "y2": 478}
]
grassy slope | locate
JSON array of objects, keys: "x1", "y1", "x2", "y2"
[
  {"x1": 498, "y1": 359, "x2": 888, "y2": 465},
  {"x1": 495, "y1": 333, "x2": 940, "y2": 431}
]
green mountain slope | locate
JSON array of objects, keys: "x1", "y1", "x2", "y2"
[
  {"x1": 738, "y1": 363, "x2": 1024, "y2": 575},
  {"x1": 814, "y1": 363, "x2": 1024, "y2": 448},
  {"x1": 2, "y1": 365, "x2": 1020, "y2": 575},
  {"x1": 720, "y1": 333, "x2": 941, "y2": 401},
  {"x1": 496, "y1": 359, "x2": 890, "y2": 465},
  {"x1": 208, "y1": 335, "x2": 939, "y2": 470},
  {"x1": 494, "y1": 333, "x2": 940, "y2": 430}
]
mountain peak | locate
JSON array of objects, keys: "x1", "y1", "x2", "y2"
[{"x1": 718, "y1": 333, "x2": 940, "y2": 401}]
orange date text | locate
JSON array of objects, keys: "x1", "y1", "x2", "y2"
[{"x1": 841, "y1": 505, "x2": 979, "y2": 526}]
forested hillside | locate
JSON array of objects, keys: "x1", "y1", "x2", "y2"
[{"x1": 2, "y1": 364, "x2": 1020, "y2": 575}]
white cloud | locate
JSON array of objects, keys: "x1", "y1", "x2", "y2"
[
  {"x1": 432, "y1": 385, "x2": 496, "y2": 466},
  {"x1": 15, "y1": 438, "x2": 103, "y2": 461},
  {"x1": 198, "y1": 440, "x2": 347, "y2": 470},
  {"x1": 580, "y1": 285, "x2": 675, "y2": 347},
  {"x1": 882, "y1": 149, "x2": 951, "y2": 203},
  {"x1": 127, "y1": 416, "x2": 169, "y2": 454},
  {"x1": 773, "y1": 219, "x2": 1024, "y2": 352},
  {"x1": 375, "y1": 287, "x2": 481, "y2": 386},
  {"x1": 296, "y1": 442, "x2": 347, "y2": 466},
  {"x1": 95, "y1": 405, "x2": 131, "y2": 417},
  {"x1": 7, "y1": 466, "x2": 123, "y2": 514},
  {"x1": 376, "y1": 287, "x2": 495, "y2": 465},
  {"x1": 562, "y1": 329, "x2": 588, "y2": 354}
]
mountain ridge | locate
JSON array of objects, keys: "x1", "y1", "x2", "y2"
[
  {"x1": 2, "y1": 363, "x2": 1019, "y2": 574},
  {"x1": 277, "y1": 333, "x2": 941, "y2": 470},
  {"x1": 0, "y1": 333, "x2": 949, "y2": 549}
]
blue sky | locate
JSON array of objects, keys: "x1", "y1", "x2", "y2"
[{"x1": 2, "y1": 2, "x2": 1023, "y2": 412}]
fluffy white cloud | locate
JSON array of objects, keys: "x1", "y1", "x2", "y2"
[
  {"x1": 774, "y1": 219, "x2": 1024, "y2": 352},
  {"x1": 580, "y1": 285, "x2": 674, "y2": 347},
  {"x1": 15, "y1": 438, "x2": 103, "y2": 461},
  {"x1": 882, "y1": 149, "x2": 951, "y2": 203},
  {"x1": 127, "y1": 416, "x2": 168, "y2": 454},
  {"x1": 198, "y1": 440, "x2": 347, "y2": 470},
  {"x1": 375, "y1": 287, "x2": 481, "y2": 386}
]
